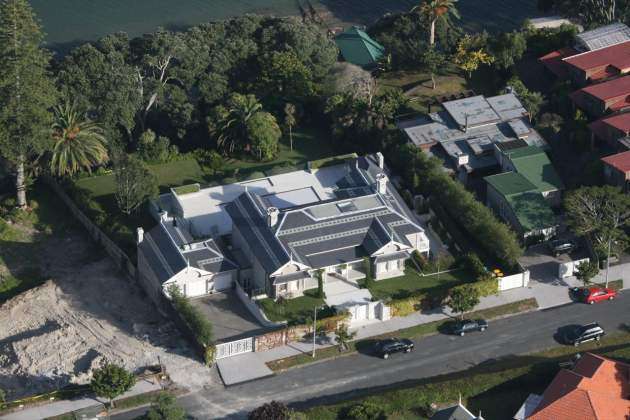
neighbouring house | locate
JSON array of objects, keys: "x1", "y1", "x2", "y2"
[
  {"x1": 528, "y1": 16, "x2": 578, "y2": 30},
  {"x1": 484, "y1": 171, "x2": 558, "y2": 241},
  {"x1": 498, "y1": 145, "x2": 565, "y2": 206},
  {"x1": 563, "y1": 40, "x2": 630, "y2": 85},
  {"x1": 540, "y1": 23, "x2": 630, "y2": 80},
  {"x1": 137, "y1": 153, "x2": 430, "y2": 303},
  {"x1": 514, "y1": 353, "x2": 630, "y2": 419},
  {"x1": 588, "y1": 112, "x2": 630, "y2": 150},
  {"x1": 335, "y1": 26, "x2": 385, "y2": 69},
  {"x1": 602, "y1": 150, "x2": 630, "y2": 192},
  {"x1": 400, "y1": 93, "x2": 548, "y2": 184},
  {"x1": 431, "y1": 400, "x2": 484, "y2": 420},
  {"x1": 569, "y1": 76, "x2": 630, "y2": 117}
]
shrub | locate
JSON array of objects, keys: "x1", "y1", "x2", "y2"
[
  {"x1": 244, "y1": 171, "x2": 266, "y2": 181},
  {"x1": 316, "y1": 269, "x2": 325, "y2": 298},
  {"x1": 346, "y1": 401, "x2": 384, "y2": 420},
  {"x1": 461, "y1": 253, "x2": 486, "y2": 278},
  {"x1": 147, "y1": 392, "x2": 186, "y2": 420},
  {"x1": 138, "y1": 130, "x2": 179, "y2": 163},
  {"x1": 90, "y1": 363, "x2": 136, "y2": 408},
  {"x1": 363, "y1": 257, "x2": 373, "y2": 287},
  {"x1": 249, "y1": 401, "x2": 291, "y2": 420},
  {"x1": 167, "y1": 285, "x2": 214, "y2": 364}
]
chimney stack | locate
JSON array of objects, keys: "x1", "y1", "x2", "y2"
[
  {"x1": 376, "y1": 173, "x2": 388, "y2": 194},
  {"x1": 136, "y1": 227, "x2": 144, "y2": 244},
  {"x1": 376, "y1": 152, "x2": 385, "y2": 169},
  {"x1": 267, "y1": 207, "x2": 279, "y2": 227}
]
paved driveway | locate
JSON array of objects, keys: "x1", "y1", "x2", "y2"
[{"x1": 190, "y1": 291, "x2": 273, "y2": 342}]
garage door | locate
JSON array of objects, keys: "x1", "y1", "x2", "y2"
[
  {"x1": 212, "y1": 272, "x2": 233, "y2": 291},
  {"x1": 186, "y1": 278, "x2": 207, "y2": 297}
]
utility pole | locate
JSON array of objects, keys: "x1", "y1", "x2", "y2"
[
  {"x1": 312, "y1": 305, "x2": 318, "y2": 358},
  {"x1": 605, "y1": 238, "x2": 611, "y2": 288}
]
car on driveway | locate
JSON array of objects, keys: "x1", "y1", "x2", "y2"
[
  {"x1": 451, "y1": 319, "x2": 488, "y2": 336},
  {"x1": 562, "y1": 323, "x2": 605, "y2": 346},
  {"x1": 374, "y1": 338, "x2": 414, "y2": 359},
  {"x1": 572, "y1": 287, "x2": 618, "y2": 304},
  {"x1": 548, "y1": 239, "x2": 576, "y2": 256}
]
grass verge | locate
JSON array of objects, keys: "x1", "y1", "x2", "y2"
[
  {"x1": 267, "y1": 298, "x2": 538, "y2": 372},
  {"x1": 301, "y1": 330, "x2": 630, "y2": 420}
]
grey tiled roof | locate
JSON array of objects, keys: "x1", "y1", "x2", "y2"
[{"x1": 227, "y1": 156, "x2": 425, "y2": 272}]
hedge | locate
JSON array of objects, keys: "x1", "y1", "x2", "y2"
[
  {"x1": 167, "y1": 285, "x2": 214, "y2": 364},
  {"x1": 392, "y1": 145, "x2": 522, "y2": 270},
  {"x1": 172, "y1": 183, "x2": 200, "y2": 195},
  {"x1": 308, "y1": 153, "x2": 358, "y2": 170},
  {"x1": 450, "y1": 276, "x2": 499, "y2": 298}
]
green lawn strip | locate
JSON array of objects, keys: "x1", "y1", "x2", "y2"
[
  {"x1": 258, "y1": 290, "x2": 326, "y2": 324},
  {"x1": 301, "y1": 331, "x2": 630, "y2": 420},
  {"x1": 367, "y1": 267, "x2": 474, "y2": 301},
  {"x1": 266, "y1": 298, "x2": 538, "y2": 372},
  {"x1": 171, "y1": 183, "x2": 200, "y2": 196},
  {"x1": 595, "y1": 279, "x2": 623, "y2": 290}
]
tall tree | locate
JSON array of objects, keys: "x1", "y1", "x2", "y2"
[
  {"x1": 412, "y1": 0, "x2": 460, "y2": 46},
  {"x1": 448, "y1": 284, "x2": 480, "y2": 320},
  {"x1": 564, "y1": 186, "x2": 630, "y2": 260},
  {"x1": 0, "y1": 0, "x2": 56, "y2": 208},
  {"x1": 284, "y1": 103, "x2": 297, "y2": 151},
  {"x1": 247, "y1": 112, "x2": 281, "y2": 161},
  {"x1": 113, "y1": 154, "x2": 158, "y2": 215},
  {"x1": 50, "y1": 101, "x2": 108, "y2": 177},
  {"x1": 575, "y1": 260, "x2": 599, "y2": 286},
  {"x1": 489, "y1": 30, "x2": 527, "y2": 71},
  {"x1": 420, "y1": 46, "x2": 446, "y2": 90},
  {"x1": 211, "y1": 93, "x2": 263, "y2": 156}
]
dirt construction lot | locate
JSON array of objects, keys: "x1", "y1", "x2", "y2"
[{"x1": 0, "y1": 225, "x2": 215, "y2": 400}]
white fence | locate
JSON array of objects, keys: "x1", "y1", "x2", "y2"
[
  {"x1": 215, "y1": 337, "x2": 254, "y2": 359},
  {"x1": 498, "y1": 270, "x2": 530, "y2": 291}
]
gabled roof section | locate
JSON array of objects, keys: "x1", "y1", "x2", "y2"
[
  {"x1": 575, "y1": 23, "x2": 630, "y2": 51},
  {"x1": 485, "y1": 172, "x2": 538, "y2": 197},
  {"x1": 528, "y1": 353, "x2": 630, "y2": 420},
  {"x1": 335, "y1": 26, "x2": 385, "y2": 68},
  {"x1": 540, "y1": 47, "x2": 579, "y2": 78},
  {"x1": 225, "y1": 191, "x2": 290, "y2": 274},
  {"x1": 506, "y1": 192, "x2": 557, "y2": 232},
  {"x1": 602, "y1": 150, "x2": 630, "y2": 173},
  {"x1": 362, "y1": 217, "x2": 393, "y2": 255},
  {"x1": 508, "y1": 147, "x2": 565, "y2": 192},
  {"x1": 564, "y1": 40, "x2": 630, "y2": 74},
  {"x1": 573, "y1": 75, "x2": 630, "y2": 101}
]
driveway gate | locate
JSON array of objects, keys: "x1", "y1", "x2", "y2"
[{"x1": 215, "y1": 337, "x2": 254, "y2": 359}]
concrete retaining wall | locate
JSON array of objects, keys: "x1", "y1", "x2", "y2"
[{"x1": 45, "y1": 177, "x2": 136, "y2": 279}]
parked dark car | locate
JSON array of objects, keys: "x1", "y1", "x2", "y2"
[
  {"x1": 374, "y1": 338, "x2": 414, "y2": 359},
  {"x1": 451, "y1": 319, "x2": 488, "y2": 336},
  {"x1": 562, "y1": 323, "x2": 605, "y2": 346},
  {"x1": 548, "y1": 239, "x2": 576, "y2": 256}
]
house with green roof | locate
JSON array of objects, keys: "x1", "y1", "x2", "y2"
[
  {"x1": 500, "y1": 145, "x2": 565, "y2": 206},
  {"x1": 335, "y1": 27, "x2": 385, "y2": 69},
  {"x1": 485, "y1": 171, "x2": 558, "y2": 241}
]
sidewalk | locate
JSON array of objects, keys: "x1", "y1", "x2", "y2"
[{"x1": 1, "y1": 378, "x2": 161, "y2": 420}]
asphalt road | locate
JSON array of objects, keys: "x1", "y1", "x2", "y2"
[{"x1": 114, "y1": 293, "x2": 630, "y2": 420}]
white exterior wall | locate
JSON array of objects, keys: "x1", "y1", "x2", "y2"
[
  {"x1": 558, "y1": 257, "x2": 590, "y2": 279},
  {"x1": 498, "y1": 270, "x2": 530, "y2": 291}
]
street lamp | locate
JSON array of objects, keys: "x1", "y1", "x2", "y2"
[
  {"x1": 312, "y1": 305, "x2": 323, "y2": 358},
  {"x1": 605, "y1": 238, "x2": 613, "y2": 288}
]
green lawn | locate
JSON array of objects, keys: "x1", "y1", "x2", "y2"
[
  {"x1": 368, "y1": 267, "x2": 474, "y2": 300},
  {"x1": 67, "y1": 125, "x2": 336, "y2": 259},
  {"x1": 258, "y1": 290, "x2": 326, "y2": 325},
  {"x1": 301, "y1": 330, "x2": 630, "y2": 419}
]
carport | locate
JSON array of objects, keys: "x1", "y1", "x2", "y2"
[{"x1": 190, "y1": 291, "x2": 273, "y2": 341}]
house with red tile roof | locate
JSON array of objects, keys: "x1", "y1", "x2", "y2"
[
  {"x1": 515, "y1": 353, "x2": 630, "y2": 420},
  {"x1": 563, "y1": 40, "x2": 630, "y2": 85},
  {"x1": 602, "y1": 150, "x2": 630, "y2": 191},
  {"x1": 570, "y1": 76, "x2": 630, "y2": 117},
  {"x1": 588, "y1": 112, "x2": 630, "y2": 149}
]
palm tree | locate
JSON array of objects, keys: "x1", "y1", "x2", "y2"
[
  {"x1": 215, "y1": 94, "x2": 262, "y2": 155},
  {"x1": 412, "y1": 0, "x2": 460, "y2": 46},
  {"x1": 284, "y1": 103, "x2": 297, "y2": 151},
  {"x1": 50, "y1": 102, "x2": 108, "y2": 177}
]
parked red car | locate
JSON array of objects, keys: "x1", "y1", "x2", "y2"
[{"x1": 578, "y1": 287, "x2": 618, "y2": 304}]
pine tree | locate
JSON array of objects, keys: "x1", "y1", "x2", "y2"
[{"x1": 0, "y1": 0, "x2": 57, "y2": 208}]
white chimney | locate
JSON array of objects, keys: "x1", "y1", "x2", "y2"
[
  {"x1": 267, "y1": 207, "x2": 279, "y2": 227},
  {"x1": 160, "y1": 211, "x2": 169, "y2": 222},
  {"x1": 457, "y1": 152, "x2": 469, "y2": 167},
  {"x1": 136, "y1": 227, "x2": 144, "y2": 244},
  {"x1": 376, "y1": 173, "x2": 388, "y2": 194},
  {"x1": 376, "y1": 152, "x2": 385, "y2": 169}
]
